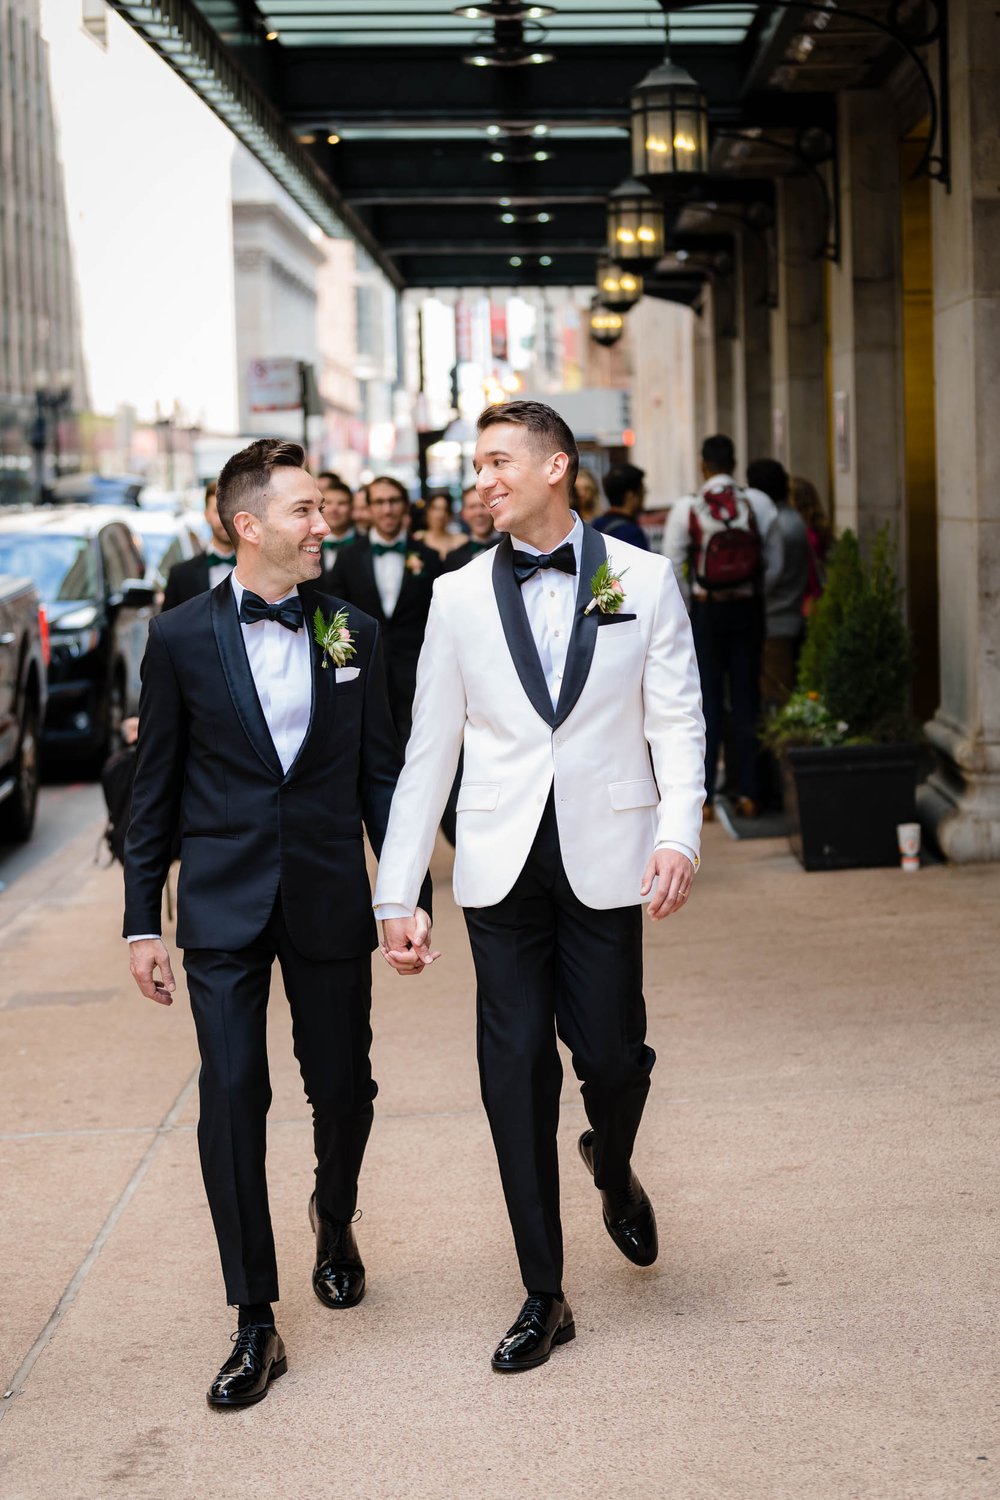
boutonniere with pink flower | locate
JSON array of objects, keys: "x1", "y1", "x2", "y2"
[
  {"x1": 584, "y1": 557, "x2": 629, "y2": 615},
  {"x1": 405, "y1": 551, "x2": 425, "y2": 576},
  {"x1": 312, "y1": 606, "x2": 356, "y2": 669}
]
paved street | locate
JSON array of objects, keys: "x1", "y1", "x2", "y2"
[{"x1": 0, "y1": 811, "x2": 997, "y2": 1500}]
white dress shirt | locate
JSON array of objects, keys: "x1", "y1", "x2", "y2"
[
  {"x1": 127, "y1": 574, "x2": 314, "y2": 942},
  {"x1": 511, "y1": 515, "x2": 582, "y2": 709},
  {"x1": 230, "y1": 573, "x2": 313, "y2": 775},
  {"x1": 369, "y1": 530, "x2": 407, "y2": 617},
  {"x1": 208, "y1": 556, "x2": 235, "y2": 590}
]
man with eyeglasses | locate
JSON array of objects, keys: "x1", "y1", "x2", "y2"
[{"x1": 327, "y1": 476, "x2": 440, "y2": 744}]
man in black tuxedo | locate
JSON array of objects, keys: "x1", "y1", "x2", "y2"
[
  {"x1": 124, "y1": 439, "x2": 432, "y2": 1408},
  {"x1": 443, "y1": 483, "x2": 499, "y2": 573},
  {"x1": 328, "y1": 476, "x2": 439, "y2": 745},
  {"x1": 316, "y1": 473, "x2": 359, "y2": 581},
  {"x1": 162, "y1": 480, "x2": 235, "y2": 609}
]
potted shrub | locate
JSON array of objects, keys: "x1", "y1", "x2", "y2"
[{"x1": 763, "y1": 529, "x2": 920, "y2": 870}]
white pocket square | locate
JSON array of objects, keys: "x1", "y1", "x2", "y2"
[{"x1": 335, "y1": 667, "x2": 360, "y2": 683}]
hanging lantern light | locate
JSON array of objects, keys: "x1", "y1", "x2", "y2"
[
  {"x1": 606, "y1": 178, "x2": 665, "y2": 266},
  {"x1": 589, "y1": 306, "x2": 624, "y2": 348},
  {"x1": 630, "y1": 43, "x2": 709, "y2": 191},
  {"x1": 597, "y1": 257, "x2": 643, "y2": 312}
]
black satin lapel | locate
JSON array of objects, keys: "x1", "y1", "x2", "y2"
[
  {"x1": 553, "y1": 523, "x2": 604, "y2": 730},
  {"x1": 210, "y1": 581, "x2": 283, "y2": 778},
  {"x1": 492, "y1": 537, "x2": 557, "y2": 727}
]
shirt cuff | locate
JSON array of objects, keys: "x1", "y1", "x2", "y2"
[
  {"x1": 126, "y1": 933, "x2": 161, "y2": 943},
  {"x1": 373, "y1": 905, "x2": 414, "y2": 921},
  {"x1": 655, "y1": 841, "x2": 699, "y2": 871}
]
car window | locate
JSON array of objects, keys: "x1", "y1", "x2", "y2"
[
  {"x1": 99, "y1": 526, "x2": 132, "y2": 593},
  {"x1": 0, "y1": 535, "x2": 98, "y2": 602}
]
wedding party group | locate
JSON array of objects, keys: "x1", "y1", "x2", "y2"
[{"x1": 123, "y1": 399, "x2": 707, "y2": 1407}]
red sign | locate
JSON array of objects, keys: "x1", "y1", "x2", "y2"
[
  {"x1": 490, "y1": 302, "x2": 508, "y2": 362},
  {"x1": 455, "y1": 304, "x2": 473, "y2": 363}
]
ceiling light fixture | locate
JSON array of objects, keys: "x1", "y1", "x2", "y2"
[
  {"x1": 630, "y1": 14, "x2": 709, "y2": 188},
  {"x1": 454, "y1": 3, "x2": 555, "y2": 19}
]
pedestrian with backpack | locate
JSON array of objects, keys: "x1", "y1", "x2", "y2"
[{"x1": 661, "y1": 434, "x2": 784, "y2": 820}]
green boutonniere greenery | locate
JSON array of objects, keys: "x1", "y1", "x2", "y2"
[
  {"x1": 312, "y1": 606, "x2": 357, "y2": 669},
  {"x1": 584, "y1": 557, "x2": 629, "y2": 615}
]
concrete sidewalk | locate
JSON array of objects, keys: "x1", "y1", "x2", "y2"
[{"x1": 0, "y1": 819, "x2": 997, "y2": 1499}]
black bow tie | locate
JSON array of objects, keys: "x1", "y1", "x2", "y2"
[
  {"x1": 238, "y1": 591, "x2": 303, "y2": 632},
  {"x1": 511, "y1": 541, "x2": 577, "y2": 586}
]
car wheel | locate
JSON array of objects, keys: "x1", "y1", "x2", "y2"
[{"x1": 0, "y1": 698, "x2": 40, "y2": 842}]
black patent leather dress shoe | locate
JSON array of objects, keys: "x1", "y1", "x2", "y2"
[
  {"x1": 206, "y1": 1325, "x2": 287, "y2": 1409},
  {"x1": 491, "y1": 1294, "x2": 575, "y2": 1373},
  {"x1": 309, "y1": 1193, "x2": 366, "y2": 1309},
  {"x1": 578, "y1": 1128, "x2": 659, "y2": 1267}
]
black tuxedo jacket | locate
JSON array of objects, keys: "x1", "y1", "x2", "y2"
[
  {"x1": 123, "y1": 580, "x2": 424, "y2": 960},
  {"x1": 162, "y1": 553, "x2": 212, "y2": 610},
  {"x1": 443, "y1": 536, "x2": 500, "y2": 573},
  {"x1": 326, "y1": 539, "x2": 440, "y2": 731}
]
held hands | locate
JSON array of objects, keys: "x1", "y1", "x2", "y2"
[
  {"x1": 641, "y1": 850, "x2": 695, "y2": 921},
  {"x1": 129, "y1": 938, "x2": 177, "y2": 1005},
  {"x1": 380, "y1": 908, "x2": 440, "y2": 977}
]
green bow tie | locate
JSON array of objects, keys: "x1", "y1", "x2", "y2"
[
  {"x1": 370, "y1": 539, "x2": 407, "y2": 558},
  {"x1": 206, "y1": 550, "x2": 236, "y2": 567},
  {"x1": 322, "y1": 532, "x2": 355, "y2": 550}
]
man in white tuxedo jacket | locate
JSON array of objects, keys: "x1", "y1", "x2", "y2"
[{"x1": 376, "y1": 401, "x2": 705, "y2": 1372}]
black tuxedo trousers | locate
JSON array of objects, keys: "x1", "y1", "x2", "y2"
[
  {"x1": 464, "y1": 793, "x2": 655, "y2": 1294},
  {"x1": 185, "y1": 896, "x2": 374, "y2": 1306}
]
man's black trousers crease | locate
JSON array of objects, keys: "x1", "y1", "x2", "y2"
[
  {"x1": 463, "y1": 793, "x2": 654, "y2": 1296},
  {"x1": 183, "y1": 895, "x2": 376, "y2": 1307}
]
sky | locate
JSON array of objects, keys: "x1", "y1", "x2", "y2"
[{"x1": 40, "y1": 0, "x2": 240, "y2": 432}]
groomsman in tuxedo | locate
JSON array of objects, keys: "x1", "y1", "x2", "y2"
[
  {"x1": 444, "y1": 484, "x2": 499, "y2": 572},
  {"x1": 162, "y1": 480, "x2": 235, "y2": 609},
  {"x1": 316, "y1": 473, "x2": 359, "y2": 579},
  {"x1": 375, "y1": 401, "x2": 705, "y2": 1372},
  {"x1": 124, "y1": 438, "x2": 431, "y2": 1408},
  {"x1": 329, "y1": 476, "x2": 439, "y2": 745}
]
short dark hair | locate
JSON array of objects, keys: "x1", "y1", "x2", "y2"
[
  {"x1": 746, "y1": 458, "x2": 789, "y2": 502},
  {"x1": 603, "y1": 463, "x2": 645, "y2": 508},
  {"x1": 702, "y1": 434, "x2": 736, "y2": 474},
  {"x1": 477, "y1": 399, "x2": 579, "y2": 490},
  {"x1": 367, "y1": 475, "x2": 409, "y2": 504},
  {"x1": 216, "y1": 438, "x2": 305, "y2": 546},
  {"x1": 204, "y1": 479, "x2": 217, "y2": 507},
  {"x1": 317, "y1": 470, "x2": 345, "y2": 488}
]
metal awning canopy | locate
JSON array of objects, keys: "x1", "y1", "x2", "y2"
[{"x1": 109, "y1": 1, "x2": 916, "y2": 292}]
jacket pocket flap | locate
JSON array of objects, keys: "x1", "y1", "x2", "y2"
[
  {"x1": 456, "y1": 782, "x2": 501, "y2": 812},
  {"x1": 608, "y1": 778, "x2": 659, "y2": 811}
]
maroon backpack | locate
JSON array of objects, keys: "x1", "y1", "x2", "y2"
[{"x1": 688, "y1": 483, "x2": 762, "y2": 592}]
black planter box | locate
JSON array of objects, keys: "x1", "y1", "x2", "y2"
[{"x1": 782, "y1": 743, "x2": 920, "y2": 871}]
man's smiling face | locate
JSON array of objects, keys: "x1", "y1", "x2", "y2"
[{"x1": 474, "y1": 422, "x2": 557, "y2": 537}]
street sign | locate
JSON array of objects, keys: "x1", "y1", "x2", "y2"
[{"x1": 247, "y1": 358, "x2": 302, "y2": 413}]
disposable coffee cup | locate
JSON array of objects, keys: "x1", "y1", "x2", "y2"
[{"x1": 896, "y1": 821, "x2": 921, "y2": 872}]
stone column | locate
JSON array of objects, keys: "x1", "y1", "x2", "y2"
[
  {"x1": 691, "y1": 283, "x2": 717, "y2": 446},
  {"x1": 769, "y1": 178, "x2": 828, "y2": 501},
  {"x1": 737, "y1": 231, "x2": 773, "y2": 463},
  {"x1": 827, "y1": 91, "x2": 906, "y2": 551},
  {"x1": 629, "y1": 296, "x2": 697, "y2": 508},
  {"x1": 712, "y1": 271, "x2": 744, "y2": 456},
  {"x1": 919, "y1": 0, "x2": 1000, "y2": 861}
]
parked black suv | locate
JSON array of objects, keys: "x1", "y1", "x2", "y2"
[
  {"x1": 0, "y1": 507, "x2": 157, "y2": 769},
  {"x1": 0, "y1": 574, "x2": 48, "y2": 840}
]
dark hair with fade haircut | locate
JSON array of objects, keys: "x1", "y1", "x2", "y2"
[
  {"x1": 701, "y1": 433, "x2": 736, "y2": 474},
  {"x1": 216, "y1": 438, "x2": 306, "y2": 546},
  {"x1": 477, "y1": 399, "x2": 579, "y2": 490},
  {"x1": 603, "y1": 463, "x2": 645, "y2": 507},
  {"x1": 746, "y1": 457, "x2": 789, "y2": 503}
]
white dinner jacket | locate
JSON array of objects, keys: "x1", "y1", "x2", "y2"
[{"x1": 372, "y1": 524, "x2": 706, "y2": 912}]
